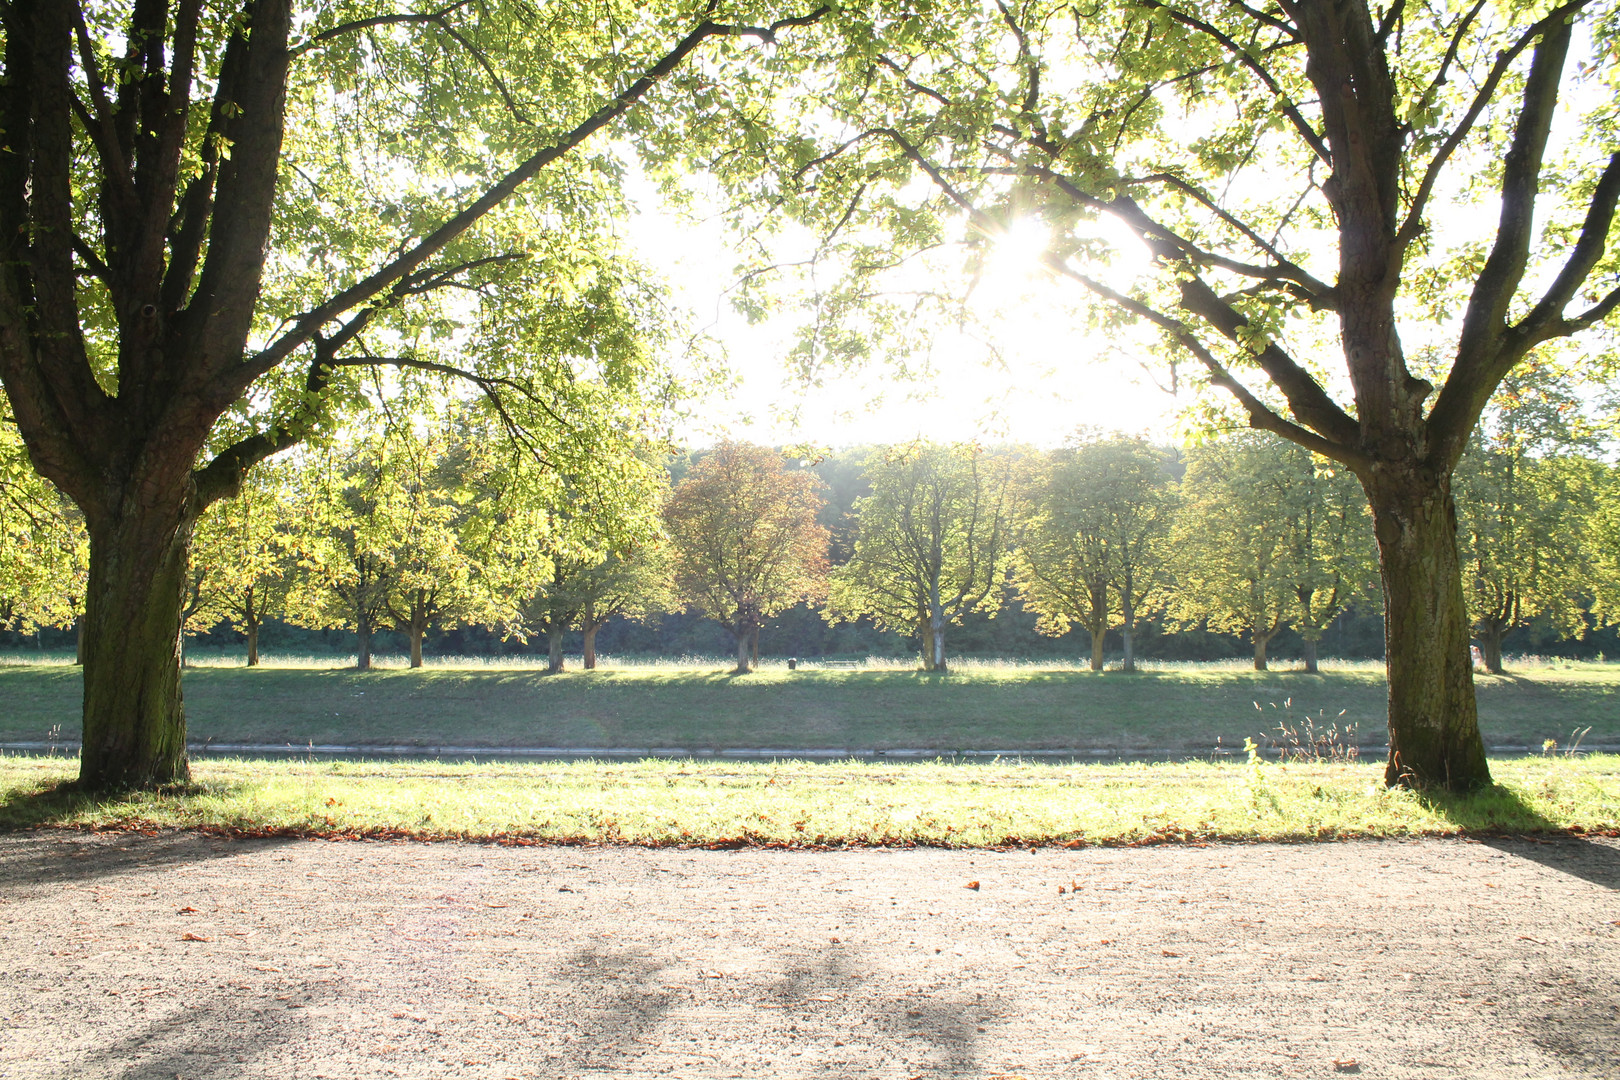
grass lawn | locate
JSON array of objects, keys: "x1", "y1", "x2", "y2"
[
  {"x1": 1, "y1": 657, "x2": 1616, "y2": 753},
  {"x1": 1, "y1": 753, "x2": 1614, "y2": 845}
]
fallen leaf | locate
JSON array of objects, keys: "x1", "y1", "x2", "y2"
[
  {"x1": 1160, "y1": 949, "x2": 1181, "y2": 957},
  {"x1": 250, "y1": 964, "x2": 281, "y2": 973},
  {"x1": 964, "y1": 880, "x2": 980, "y2": 891},
  {"x1": 1333, "y1": 1059, "x2": 1360, "y2": 1073},
  {"x1": 177, "y1": 906, "x2": 198, "y2": 914},
  {"x1": 180, "y1": 932, "x2": 211, "y2": 942}
]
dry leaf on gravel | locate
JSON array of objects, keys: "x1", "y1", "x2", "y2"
[
  {"x1": 180, "y1": 932, "x2": 211, "y2": 942},
  {"x1": 964, "y1": 880, "x2": 980, "y2": 890}
]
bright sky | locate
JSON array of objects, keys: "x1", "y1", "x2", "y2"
[{"x1": 629, "y1": 186, "x2": 1185, "y2": 450}]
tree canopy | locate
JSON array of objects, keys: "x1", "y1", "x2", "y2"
[{"x1": 724, "y1": 0, "x2": 1620, "y2": 788}]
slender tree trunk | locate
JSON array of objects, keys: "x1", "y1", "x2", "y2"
[
  {"x1": 582, "y1": 623, "x2": 599, "y2": 670},
  {"x1": 734, "y1": 628, "x2": 752, "y2": 674},
  {"x1": 409, "y1": 625, "x2": 425, "y2": 669},
  {"x1": 929, "y1": 606, "x2": 947, "y2": 673},
  {"x1": 1252, "y1": 628, "x2": 1270, "y2": 672},
  {"x1": 1087, "y1": 623, "x2": 1106, "y2": 671},
  {"x1": 78, "y1": 507, "x2": 194, "y2": 790},
  {"x1": 1367, "y1": 472, "x2": 1491, "y2": 791},
  {"x1": 244, "y1": 587, "x2": 260, "y2": 667},
  {"x1": 356, "y1": 607, "x2": 373, "y2": 672},
  {"x1": 1121, "y1": 596, "x2": 1137, "y2": 673},
  {"x1": 547, "y1": 626, "x2": 565, "y2": 673},
  {"x1": 919, "y1": 619, "x2": 935, "y2": 671},
  {"x1": 1478, "y1": 622, "x2": 1505, "y2": 675},
  {"x1": 1302, "y1": 636, "x2": 1320, "y2": 674}
]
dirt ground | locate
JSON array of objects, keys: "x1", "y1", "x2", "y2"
[{"x1": 0, "y1": 832, "x2": 1616, "y2": 1080}]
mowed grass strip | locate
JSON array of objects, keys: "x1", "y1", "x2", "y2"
[
  {"x1": 2, "y1": 755, "x2": 1615, "y2": 846},
  {"x1": 2, "y1": 661, "x2": 1618, "y2": 751}
]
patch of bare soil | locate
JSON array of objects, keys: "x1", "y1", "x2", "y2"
[{"x1": 0, "y1": 832, "x2": 1616, "y2": 1079}]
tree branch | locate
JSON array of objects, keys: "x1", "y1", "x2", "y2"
[
  {"x1": 225, "y1": 5, "x2": 830, "y2": 406},
  {"x1": 1395, "y1": 0, "x2": 1585, "y2": 254},
  {"x1": 1136, "y1": 0, "x2": 1330, "y2": 165}
]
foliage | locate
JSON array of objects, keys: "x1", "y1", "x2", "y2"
[
  {"x1": 1168, "y1": 433, "x2": 1375, "y2": 670},
  {"x1": 665, "y1": 441, "x2": 829, "y2": 671},
  {"x1": 1457, "y1": 360, "x2": 1605, "y2": 672},
  {"x1": 286, "y1": 421, "x2": 499, "y2": 669},
  {"x1": 726, "y1": 0, "x2": 1620, "y2": 790},
  {"x1": 1014, "y1": 434, "x2": 1177, "y2": 670},
  {"x1": 184, "y1": 460, "x2": 300, "y2": 665},
  {"x1": 827, "y1": 442, "x2": 1018, "y2": 671},
  {"x1": 0, "y1": 417, "x2": 86, "y2": 634}
]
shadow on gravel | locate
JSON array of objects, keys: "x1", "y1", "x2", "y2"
[
  {"x1": 0, "y1": 830, "x2": 286, "y2": 891},
  {"x1": 1480, "y1": 835, "x2": 1620, "y2": 891},
  {"x1": 80, "y1": 976, "x2": 326, "y2": 1080}
]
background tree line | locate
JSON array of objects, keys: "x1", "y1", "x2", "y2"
[{"x1": 8, "y1": 396, "x2": 1620, "y2": 676}]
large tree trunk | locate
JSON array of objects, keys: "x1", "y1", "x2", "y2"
[
  {"x1": 929, "y1": 607, "x2": 947, "y2": 673},
  {"x1": 78, "y1": 508, "x2": 194, "y2": 790},
  {"x1": 1367, "y1": 474, "x2": 1491, "y2": 791},
  {"x1": 409, "y1": 625, "x2": 425, "y2": 669},
  {"x1": 919, "y1": 618, "x2": 935, "y2": 671},
  {"x1": 582, "y1": 623, "x2": 599, "y2": 670},
  {"x1": 547, "y1": 626, "x2": 565, "y2": 673},
  {"x1": 1302, "y1": 636, "x2": 1320, "y2": 674},
  {"x1": 733, "y1": 628, "x2": 752, "y2": 674}
]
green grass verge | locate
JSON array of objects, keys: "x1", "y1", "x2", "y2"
[
  {"x1": 2, "y1": 660, "x2": 1617, "y2": 752},
  {"x1": 3, "y1": 754, "x2": 1615, "y2": 846}
]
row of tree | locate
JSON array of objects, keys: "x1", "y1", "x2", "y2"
[{"x1": 9, "y1": 416, "x2": 1615, "y2": 680}]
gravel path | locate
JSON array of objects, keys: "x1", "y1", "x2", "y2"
[{"x1": 1, "y1": 832, "x2": 1616, "y2": 1079}]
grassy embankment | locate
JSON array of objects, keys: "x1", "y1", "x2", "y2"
[
  {"x1": 2, "y1": 657, "x2": 1616, "y2": 752},
  {"x1": 1, "y1": 753, "x2": 1615, "y2": 844}
]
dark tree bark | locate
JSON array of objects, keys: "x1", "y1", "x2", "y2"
[
  {"x1": 1302, "y1": 637, "x2": 1320, "y2": 674},
  {"x1": 1367, "y1": 473, "x2": 1490, "y2": 788},
  {"x1": 243, "y1": 586, "x2": 261, "y2": 667},
  {"x1": 355, "y1": 607, "x2": 373, "y2": 672},
  {"x1": 582, "y1": 623, "x2": 600, "y2": 670},
  {"x1": 548, "y1": 627, "x2": 566, "y2": 673},
  {"x1": 1252, "y1": 629, "x2": 1270, "y2": 672},
  {"x1": 79, "y1": 497, "x2": 197, "y2": 788}
]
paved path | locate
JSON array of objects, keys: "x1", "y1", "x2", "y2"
[{"x1": 1, "y1": 832, "x2": 1616, "y2": 1079}]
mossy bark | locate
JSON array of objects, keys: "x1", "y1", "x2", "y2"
[
  {"x1": 78, "y1": 507, "x2": 194, "y2": 790},
  {"x1": 1368, "y1": 471, "x2": 1491, "y2": 791}
]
